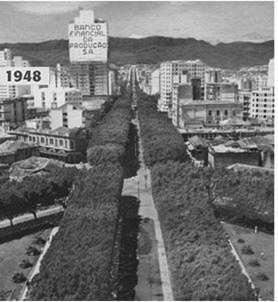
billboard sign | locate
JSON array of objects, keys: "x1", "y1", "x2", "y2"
[{"x1": 68, "y1": 22, "x2": 108, "y2": 63}]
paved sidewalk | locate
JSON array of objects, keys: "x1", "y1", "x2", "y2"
[{"x1": 122, "y1": 117, "x2": 173, "y2": 301}]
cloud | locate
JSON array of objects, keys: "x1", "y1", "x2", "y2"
[{"x1": 10, "y1": 2, "x2": 84, "y2": 15}]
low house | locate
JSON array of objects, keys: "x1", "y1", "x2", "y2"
[{"x1": 208, "y1": 140, "x2": 260, "y2": 169}]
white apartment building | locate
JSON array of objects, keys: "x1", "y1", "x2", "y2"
[
  {"x1": 151, "y1": 68, "x2": 160, "y2": 95},
  {"x1": 267, "y1": 58, "x2": 274, "y2": 87},
  {"x1": 172, "y1": 84, "x2": 192, "y2": 128},
  {"x1": 50, "y1": 103, "x2": 85, "y2": 129},
  {"x1": 33, "y1": 86, "x2": 82, "y2": 110},
  {"x1": 250, "y1": 87, "x2": 274, "y2": 123},
  {"x1": 158, "y1": 59, "x2": 206, "y2": 112}
]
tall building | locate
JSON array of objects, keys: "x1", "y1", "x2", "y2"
[
  {"x1": 267, "y1": 58, "x2": 274, "y2": 87},
  {"x1": 151, "y1": 68, "x2": 160, "y2": 95},
  {"x1": 68, "y1": 9, "x2": 109, "y2": 97},
  {"x1": 172, "y1": 84, "x2": 192, "y2": 128},
  {"x1": 158, "y1": 60, "x2": 206, "y2": 112},
  {"x1": 69, "y1": 62, "x2": 108, "y2": 96},
  {"x1": 205, "y1": 83, "x2": 238, "y2": 102},
  {"x1": 250, "y1": 87, "x2": 274, "y2": 123},
  {"x1": 205, "y1": 68, "x2": 222, "y2": 83},
  {"x1": 191, "y1": 78, "x2": 202, "y2": 100}
]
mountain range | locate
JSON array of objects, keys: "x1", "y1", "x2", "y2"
[{"x1": 0, "y1": 36, "x2": 274, "y2": 69}]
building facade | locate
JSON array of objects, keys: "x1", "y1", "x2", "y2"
[
  {"x1": 9, "y1": 126, "x2": 88, "y2": 163},
  {"x1": 0, "y1": 98, "x2": 27, "y2": 128},
  {"x1": 151, "y1": 68, "x2": 160, "y2": 95},
  {"x1": 50, "y1": 103, "x2": 85, "y2": 129},
  {"x1": 158, "y1": 59, "x2": 206, "y2": 112},
  {"x1": 249, "y1": 87, "x2": 274, "y2": 123},
  {"x1": 69, "y1": 62, "x2": 108, "y2": 96},
  {"x1": 180, "y1": 101, "x2": 243, "y2": 128},
  {"x1": 33, "y1": 87, "x2": 82, "y2": 110}
]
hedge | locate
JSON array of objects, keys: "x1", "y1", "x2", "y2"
[
  {"x1": 151, "y1": 161, "x2": 256, "y2": 300},
  {"x1": 138, "y1": 93, "x2": 188, "y2": 167},
  {"x1": 0, "y1": 166, "x2": 77, "y2": 222},
  {"x1": 29, "y1": 163, "x2": 124, "y2": 300}
]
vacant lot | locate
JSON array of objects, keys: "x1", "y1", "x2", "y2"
[
  {"x1": 0, "y1": 229, "x2": 51, "y2": 300},
  {"x1": 223, "y1": 222, "x2": 274, "y2": 301}
]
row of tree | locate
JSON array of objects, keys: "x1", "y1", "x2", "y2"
[
  {"x1": 29, "y1": 163, "x2": 124, "y2": 300},
  {"x1": 0, "y1": 165, "x2": 78, "y2": 224},
  {"x1": 151, "y1": 161, "x2": 256, "y2": 300},
  {"x1": 29, "y1": 95, "x2": 134, "y2": 300},
  {"x1": 136, "y1": 87, "x2": 257, "y2": 300},
  {"x1": 87, "y1": 97, "x2": 132, "y2": 166},
  {"x1": 137, "y1": 92, "x2": 188, "y2": 167}
]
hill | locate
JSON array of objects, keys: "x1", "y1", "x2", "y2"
[{"x1": 0, "y1": 36, "x2": 274, "y2": 69}]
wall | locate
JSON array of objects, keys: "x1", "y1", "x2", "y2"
[{"x1": 209, "y1": 151, "x2": 260, "y2": 169}]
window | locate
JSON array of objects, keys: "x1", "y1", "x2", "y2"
[
  {"x1": 208, "y1": 110, "x2": 212, "y2": 116},
  {"x1": 224, "y1": 110, "x2": 228, "y2": 116},
  {"x1": 216, "y1": 110, "x2": 220, "y2": 116},
  {"x1": 40, "y1": 137, "x2": 45, "y2": 143},
  {"x1": 59, "y1": 139, "x2": 64, "y2": 146},
  {"x1": 50, "y1": 138, "x2": 54, "y2": 145},
  {"x1": 55, "y1": 139, "x2": 58, "y2": 147}
]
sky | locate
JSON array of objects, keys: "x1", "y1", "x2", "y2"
[{"x1": 0, "y1": 1, "x2": 274, "y2": 44}]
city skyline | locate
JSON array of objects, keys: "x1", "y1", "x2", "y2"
[{"x1": 0, "y1": 1, "x2": 274, "y2": 44}]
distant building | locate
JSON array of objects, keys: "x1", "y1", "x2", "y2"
[
  {"x1": 249, "y1": 87, "x2": 274, "y2": 123},
  {"x1": 180, "y1": 101, "x2": 243, "y2": 128},
  {"x1": 81, "y1": 95, "x2": 107, "y2": 111},
  {"x1": 158, "y1": 59, "x2": 206, "y2": 112},
  {"x1": 191, "y1": 78, "x2": 202, "y2": 100},
  {"x1": 33, "y1": 87, "x2": 82, "y2": 110},
  {"x1": 267, "y1": 58, "x2": 274, "y2": 87},
  {"x1": 69, "y1": 62, "x2": 108, "y2": 96},
  {"x1": 50, "y1": 103, "x2": 85, "y2": 129},
  {"x1": 205, "y1": 82, "x2": 238, "y2": 102},
  {"x1": 151, "y1": 68, "x2": 160, "y2": 95},
  {"x1": 9, "y1": 126, "x2": 88, "y2": 163},
  {"x1": 240, "y1": 92, "x2": 252, "y2": 121},
  {"x1": 0, "y1": 98, "x2": 27, "y2": 128},
  {"x1": 205, "y1": 68, "x2": 222, "y2": 83},
  {"x1": 172, "y1": 84, "x2": 192, "y2": 128}
]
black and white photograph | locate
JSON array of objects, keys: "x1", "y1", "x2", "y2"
[{"x1": 0, "y1": 1, "x2": 275, "y2": 301}]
